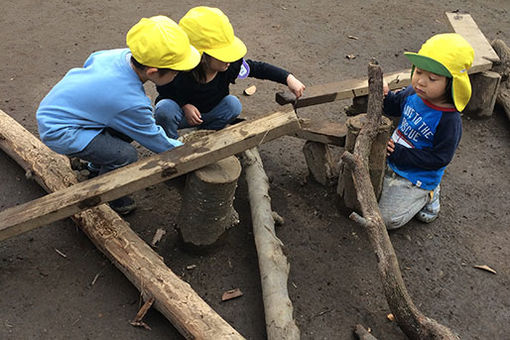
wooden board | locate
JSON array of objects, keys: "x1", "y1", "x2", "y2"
[
  {"x1": 0, "y1": 108, "x2": 299, "y2": 241},
  {"x1": 0, "y1": 109, "x2": 244, "y2": 339},
  {"x1": 446, "y1": 12, "x2": 500, "y2": 74},
  {"x1": 293, "y1": 118, "x2": 347, "y2": 146},
  {"x1": 275, "y1": 69, "x2": 411, "y2": 108}
]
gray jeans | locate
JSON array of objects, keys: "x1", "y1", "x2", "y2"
[
  {"x1": 378, "y1": 168, "x2": 433, "y2": 230},
  {"x1": 68, "y1": 128, "x2": 138, "y2": 176}
]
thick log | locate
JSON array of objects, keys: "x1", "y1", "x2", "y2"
[
  {"x1": 338, "y1": 114, "x2": 392, "y2": 211},
  {"x1": 341, "y1": 62, "x2": 458, "y2": 339},
  {"x1": 302, "y1": 141, "x2": 337, "y2": 186},
  {"x1": 241, "y1": 147, "x2": 300, "y2": 340},
  {"x1": 464, "y1": 71, "x2": 501, "y2": 118},
  {"x1": 0, "y1": 108, "x2": 300, "y2": 241},
  {"x1": 0, "y1": 109, "x2": 244, "y2": 339},
  {"x1": 178, "y1": 155, "x2": 241, "y2": 247}
]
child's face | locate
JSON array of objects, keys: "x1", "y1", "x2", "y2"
[
  {"x1": 206, "y1": 56, "x2": 230, "y2": 72},
  {"x1": 411, "y1": 67, "x2": 449, "y2": 106}
]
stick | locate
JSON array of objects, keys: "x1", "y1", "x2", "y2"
[{"x1": 341, "y1": 62, "x2": 459, "y2": 339}]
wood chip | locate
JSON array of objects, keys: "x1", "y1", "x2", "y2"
[
  {"x1": 386, "y1": 313, "x2": 395, "y2": 321},
  {"x1": 55, "y1": 248, "x2": 67, "y2": 258},
  {"x1": 186, "y1": 264, "x2": 197, "y2": 270},
  {"x1": 221, "y1": 288, "x2": 243, "y2": 302},
  {"x1": 346, "y1": 54, "x2": 356, "y2": 60},
  {"x1": 130, "y1": 297, "x2": 155, "y2": 330},
  {"x1": 150, "y1": 228, "x2": 166, "y2": 247},
  {"x1": 473, "y1": 264, "x2": 497, "y2": 274},
  {"x1": 348, "y1": 35, "x2": 359, "y2": 40},
  {"x1": 243, "y1": 85, "x2": 257, "y2": 96}
]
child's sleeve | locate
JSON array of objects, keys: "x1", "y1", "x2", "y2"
[
  {"x1": 388, "y1": 112, "x2": 462, "y2": 170},
  {"x1": 245, "y1": 59, "x2": 290, "y2": 84},
  {"x1": 383, "y1": 86, "x2": 414, "y2": 116},
  {"x1": 111, "y1": 106, "x2": 183, "y2": 153}
]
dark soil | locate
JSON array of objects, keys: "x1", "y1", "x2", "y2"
[{"x1": 1, "y1": 1, "x2": 509, "y2": 339}]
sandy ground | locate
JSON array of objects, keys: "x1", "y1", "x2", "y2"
[{"x1": 1, "y1": 0, "x2": 509, "y2": 339}]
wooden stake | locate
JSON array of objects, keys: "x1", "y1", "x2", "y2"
[
  {"x1": 0, "y1": 109, "x2": 244, "y2": 339},
  {"x1": 241, "y1": 147, "x2": 300, "y2": 340},
  {"x1": 341, "y1": 62, "x2": 459, "y2": 339}
]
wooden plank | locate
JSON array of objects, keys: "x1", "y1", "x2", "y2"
[
  {"x1": 0, "y1": 108, "x2": 299, "y2": 241},
  {"x1": 293, "y1": 118, "x2": 347, "y2": 146},
  {"x1": 446, "y1": 12, "x2": 500, "y2": 74},
  {"x1": 0, "y1": 109, "x2": 244, "y2": 339},
  {"x1": 275, "y1": 69, "x2": 411, "y2": 108}
]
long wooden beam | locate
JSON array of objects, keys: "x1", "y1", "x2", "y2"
[
  {"x1": 0, "y1": 108, "x2": 299, "y2": 241},
  {"x1": 0, "y1": 109, "x2": 244, "y2": 339},
  {"x1": 277, "y1": 13, "x2": 499, "y2": 108},
  {"x1": 275, "y1": 70, "x2": 411, "y2": 108}
]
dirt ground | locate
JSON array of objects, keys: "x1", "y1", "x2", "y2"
[{"x1": 1, "y1": 1, "x2": 509, "y2": 339}]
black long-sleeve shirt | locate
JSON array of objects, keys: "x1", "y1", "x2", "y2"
[{"x1": 155, "y1": 59, "x2": 289, "y2": 113}]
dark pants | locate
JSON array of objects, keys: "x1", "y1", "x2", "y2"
[{"x1": 68, "y1": 128, "x2": 138, "y2": 175}]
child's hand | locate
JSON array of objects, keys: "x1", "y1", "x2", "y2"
[
  {"x1": 383, "y1": 81, "x2": 389, "y2": 97},
  {"x1": 183, "y1": 104, "x2": 203, "y2": 126},
  {"x1": 387, "y1": 139, "x2": 395, "y2": 156},
  {"x1": 286, "y1": 74, "x2": 306, "y2": 98}
]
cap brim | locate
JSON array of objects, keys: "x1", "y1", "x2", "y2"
[
  {"x1": 204, "y1": 36, "x2": 247, "y2": 63},
  {"x1": 452, "y1": 74, "x2": 472, "y2": 112},
  {"x1": 166, "y1": 45, "x2": 201, "y2": 71},
  {"x1": 404, "y1": 52, "x2": 451, "y2": 78}
]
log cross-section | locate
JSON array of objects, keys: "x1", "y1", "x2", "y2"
[{"x1": 0, "y1": 108, "x2": 300, "y2": 241}]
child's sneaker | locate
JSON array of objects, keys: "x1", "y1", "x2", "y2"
[
  {"x1": 87, "y1": 162, "x2": 100, "y2": 179},
  {"x1": 109, "y1": 196, "x2": 136, "y2": 215},
  {"x1": 416, "y1": 185, "x2": 440, "y2": 223}
]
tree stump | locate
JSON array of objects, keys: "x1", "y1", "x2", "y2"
[
  {"x1": 302, "y1": 141, "x2": 338, "y2": 186},
  {"x1": 338, "y1": 113, "x2": 392, "y2": 211},
  {"x1": 177, "y1": 155, "x2": 241, "y2": 248},
  {"x1": 464, "y1": 71, "x2": 501, "y2": 118},
  {"x1": 491, "y1": 39, "x2": 510, "y2": 120}
]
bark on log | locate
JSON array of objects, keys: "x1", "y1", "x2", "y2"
[
  {"x1": 464, "y1": 71, "x2": 501, "y2": 118},
  {"x1": 340, "y1": 63, "x2": 459, "y2": 339},
  {"x1": 241, "y1": 147, "x2": 300, "y2": 340},
  {"x1": 0, "y1": 110, "x2": 244, "y2": 340},
  {"x1": 302, "y1": 141, "x2": 337, "y2": 186},
  {"x1": 178, "y1": 155, "x2": 241, "y2": 247},
  {"x1": 338, "y1": 114, "x2": 392, "y2": 211},
  {"x1": 491, "y1": 39, "x2": 510, "y2": 120}
]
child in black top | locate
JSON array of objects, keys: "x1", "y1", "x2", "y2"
[{"x1": 155, "y1": 6, "x2": 305, "y2": 139}]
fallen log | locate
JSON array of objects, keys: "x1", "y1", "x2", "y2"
[
  {"x1": 0, "y1": 109, "x2": 244, "y2": 339},
  {"x1": 340, "y1": 62, "x2": 459, "y2": 339},
  {"x1": 0, "y1": 108, "x2": 299, "y2": 241},
  {"x1": 241, "y1": 147, "x2": 300, "y2": 340}
]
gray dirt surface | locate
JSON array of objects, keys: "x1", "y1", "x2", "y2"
[{"x1": 1, "y1": 1, "x2": 509, "y2": 339}]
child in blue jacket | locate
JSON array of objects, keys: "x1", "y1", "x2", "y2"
[
  {"x1": 36, "y1": 16, "x2": 200, "y2": 214},
  {"x1": 379, "y1": 33, "x2": 474, "y2": 229}
]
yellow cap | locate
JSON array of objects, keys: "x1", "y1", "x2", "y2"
[
  {"x1": 179, "y1": 7, "x2": 247, "y2": 63},
  {"x1": 404, "y1": 33, "x2": 474, "y2": 112},
  {"x1": 126, "y1": 15, "x2": 200, "y2": 70}
]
